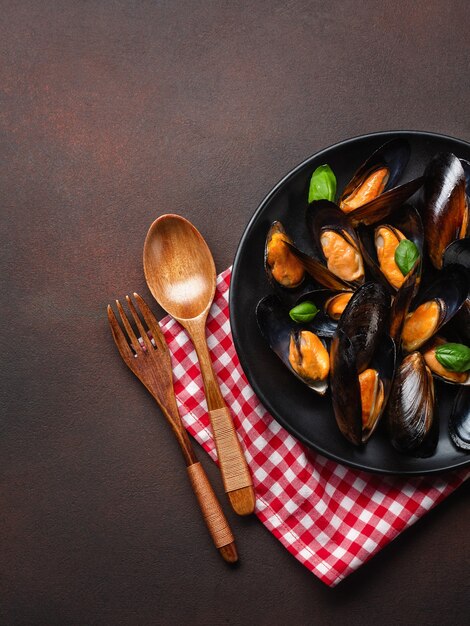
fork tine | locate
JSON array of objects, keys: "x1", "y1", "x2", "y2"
[
  {"x1": 107, "y1": 305, "x2": 134, "y2": 361},
  {"x1": 115, "y1": 299, "x2": 141, "y2": 355},
  {"x1": 126, "y1": 295, "x2": 155, "y2": 352},
  {"x1": 133, "y1": 293, "x2": 166, "y2": 350}
]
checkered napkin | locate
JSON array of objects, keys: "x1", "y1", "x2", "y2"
[{"x1": 160, "y1": 267, "x2": 469, "y2": 587}]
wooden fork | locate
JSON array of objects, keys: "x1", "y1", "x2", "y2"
[{"x1": 107, "y1": 293, "x2": 238, "y2": 563}]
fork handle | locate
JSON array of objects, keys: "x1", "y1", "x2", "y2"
[{"x1": 187, "y1": 462, "x2": 238, "y2": 562}]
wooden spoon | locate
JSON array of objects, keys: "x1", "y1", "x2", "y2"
[{"x1": 143, "y1": 215, "x2": 255, "y2": 516}]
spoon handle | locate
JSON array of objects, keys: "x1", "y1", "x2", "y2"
[{"x1": 188, "y1": 322, "x2": 256, "y2": 516}]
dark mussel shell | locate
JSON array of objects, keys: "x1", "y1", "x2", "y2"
[
  {"x1": 459, "y1": 158, "x2": 470, "y2": 200},
  {"x1": 294, "y1": 288, "x2": 354, "y2": 338},
  {"x1": 330, "y1": 330, "x2": 395, "y2": 445},
  {"x1": 330, "y1": 330, "x2": 361, "y2": 445},
  {"x1": 422, "y1": 153, "x2": 468, "y2": 269},
  {"x1": 336, "y1": 281, "x2": 390, "y2": 372},
  {"x1": 264, "y1": 221, "x2": 305, "y2": 290},
  {"x1": 401, "y1": 264, "x2": 469, "y2": 352},
  {"x1": 449, "y1": 387, "x2": 470, "y2": 451},
  {"x1": 443, "y1": 237, "x2": 470, "y2": 271},
  {"x1": 256, "y1": 294, "x2": 329, "y2": 395},
  {"x1": 340, "y1": 138, "x2": 410, "y2": 207},
  {"x1": 306, "y1": 200, "x2": 365, "y2": 287},
  {"x1": 442, "y1": 240, "x2": 470, "y2": 342},
  {"x1": 386, "y1": 352, "x2": 437, "y2": 456},
  {"x1": 358, "y1": 204, "x2": 424, "y2": 294}
]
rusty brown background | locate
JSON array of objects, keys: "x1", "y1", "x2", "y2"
[{"x1": 1, "y1": 1, "x2": 469, "y2": 624}]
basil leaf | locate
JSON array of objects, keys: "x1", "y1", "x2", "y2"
[
  {"x1": 395, "y1": 239, "x2": 420, "y2": 276},
  {"x1": 308, "y1": 164, "x2": 337, "y2": 203},
  {"x1": 289, "y1": 301, "x2": 319, "y2": 323},
  {"x1": 435, "y1": 343, "x2": 470, "y2": 373}
]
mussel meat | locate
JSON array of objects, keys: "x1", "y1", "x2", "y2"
[
  {"x1": 449, "y1": 387, "x2": 470, "y2": 451},
  {"x1": 358, "y1": 368, "x2": 385, "y2": 433},
  {"x1": 324, "y1": 292, "x2": 354, "y2": 320},
  {"x1": 386, "y1": 352, "x2": 437, "y2": 456},
  {"x1": 256, "y1": 294, "x2": 330, "y2": 395},
  {"x1": 422, "y1": 153, "x2": 469, "y2": 269},
  {"x1": 374, "y1": 225, "x2": 407, "y2": 289},
  {"x1": 307, "y1": 200, "x2": 365, "y2": 285},
  {"x1": 401, "y1": 265, "x2": 468, "y2": 352},
  {"x1": 422, "y1": 337, "x2": 469, "y2": 385},
  {"x1": 265, "y1": 221, "x2": 305, "y2": 288},
  {"x1": 288, "y1": 330, "x2": 330, "y2": 385},
  {"x1": 340, "y1": 167, "x2": 389, "y2": 213}
]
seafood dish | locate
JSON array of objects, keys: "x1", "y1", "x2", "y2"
[{"x1": 257, "y1": 139, "x2": 470, "y2": 456}]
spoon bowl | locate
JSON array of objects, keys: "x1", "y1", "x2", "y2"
[{"x1": 143, "y1": 215, "x2": 216, "y2": 321}]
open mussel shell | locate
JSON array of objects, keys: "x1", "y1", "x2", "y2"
[
  {"x1": 336, "y1": 281, "x2": 390, "y2": 372},
  {"x1": 421, "y1": 337, "x2": 470, "y2": 386},
  {"x1": 386, "y1": 352, "x2": 438, "y2": 457},
  {"x1": 264, "y1": 221, "x2": 305, "y2": 290},
  {"x1": 294, "y1": 289, "x2": 354, "y2": 338},
  {"x1": 401, "y1": 265, "x2": 469, "y2": 352},
  {"x1": 422, "y1": 153, "x2": 469, "y2": 269},
  {"x1": 449, "y1": 387, "x2": 470, "y2": 451},
  {"x1": 256, "y1": 294, "x2": 329, "y2": 395},
  {"x1": 306, "y1": 200, "x2": 365, "y2": 287},
  {"x1": 358, "y1": 204, "x2": 424, "y2": 294},
  {"x1": 340, "y1": 138, "x2": 410, "y2": 208}
]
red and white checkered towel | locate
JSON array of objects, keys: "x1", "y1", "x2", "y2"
[{"x1": 160, "y1": 267, "x2": 469, "y2": 586}]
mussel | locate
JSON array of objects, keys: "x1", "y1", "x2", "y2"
[
  {"x1": 339, "y1": 138, "x2": 410, "y2": 212},
  {"x1": 401, "y1": 265, "x2": 468, "y2": 352},
  {"x1": 330, "y1": 330, "x2": 395, "y2": 445},
  {"x1": 358, "y1": 204, "x2": 423, "y2": 293},
  {"x1": 306, "y1": 200, "x2": 365, "y2": 285},
  {"x1": 329, "y1": 282, "x2": 395, "y2": 444},
  {"x1": 449, "y1": 387, "x2": 470, "y2": 451},
  {"x1": 338, "y1": 138, "x2": 423, "y2": 226},
  {"x1": 421, "y1": 153, "x2": 469, "y2": 269},
  {"x1": 265, "y1": 221, "x2": 305, "y2": 289},
  {"x1": 386, "y1": 352, "x2": 437, "y2": 456},
  {"x1": 256, "y1": 294, "x2": 330, "y2": 395},
  {"x1": 421, "y1": 337, "x2": 469, "y2": 385}
]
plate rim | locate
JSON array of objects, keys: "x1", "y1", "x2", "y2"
[{"x1": 230, "y1": 129, "x2": 470, "y2": 475}]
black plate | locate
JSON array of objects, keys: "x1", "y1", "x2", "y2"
[{"x1": 230, "y1": 131, "x2": 470, "y2": 475}]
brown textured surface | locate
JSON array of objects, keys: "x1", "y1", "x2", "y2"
[{"x1": 1, "y1": 1, "x2": 469, "y2": 624}]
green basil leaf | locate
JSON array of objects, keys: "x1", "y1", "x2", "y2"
[
  {"x1": 394, "y1": 239, "x2": 420, "y2": 276},
  {"x1": 289, "y1": 301, "x2": 319, "y2": 323},
  {"x1": 308, "y1": 164, "x2": 337, "y2": 203},
  {"x1": 435, "y1": 343, "x2": 470, "y2": 373}
]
